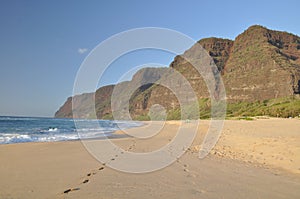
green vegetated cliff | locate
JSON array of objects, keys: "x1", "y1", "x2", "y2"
[{"x1": 55, "y1": 25, "x2": 300, "y2": 120}]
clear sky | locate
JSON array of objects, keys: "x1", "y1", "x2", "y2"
[{"x1": 0, "y1": 0, "x2": 299, "y2": 117}]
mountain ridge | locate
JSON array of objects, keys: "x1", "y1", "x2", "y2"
[{"x1": 55, "y1": 25, "x2": 300, "y2": 119}]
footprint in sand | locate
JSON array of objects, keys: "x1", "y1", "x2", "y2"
[
  {"x1": 99, "y1": 167, "x2": 104, "y2": 171},
  {"x1": 62, "y1": 164, "x2": 106, "y2": 194},
  {"x1": 127, "y1": 140, "x2": 136, "y2": 151},
  {"x1": 63, "y1": 189, "x2": 71, "y2": 194},
  {"x1": 63, "y1": 188, "x2": 80, "y2": 194}
]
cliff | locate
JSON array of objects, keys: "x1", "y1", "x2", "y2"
[
  {"x1": 55, "y1": 25, "x2": 300, "y2": 119},
  {"x1": 224, "y1": 25, "x2": 300, "y2": 101}
]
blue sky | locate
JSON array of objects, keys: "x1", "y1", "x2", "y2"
[{"x1": 0, "y1": 0, "x2": 299, "y2": 117}]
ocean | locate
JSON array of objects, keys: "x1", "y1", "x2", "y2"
[{"x1": 0, "y1": 116, "x2": 142, "y2": 144}]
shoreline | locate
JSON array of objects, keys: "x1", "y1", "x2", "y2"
[
  {"x1": 2, "y1": 117, "x2": 300, "y2": 174},
  {"x1": 1, "y1": 118, "x2": 300, "y2": 198},
  {"x1": 1, "y1": 118, "x2": 299, "y2": 174}
]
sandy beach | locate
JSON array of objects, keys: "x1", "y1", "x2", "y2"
[{"x1": 1, "y1": 118, "x2": 300, "y2": 199}]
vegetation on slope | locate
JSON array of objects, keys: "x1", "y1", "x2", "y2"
[{"x1": 132, "y1": 96, "x2": 300, "y2": 121}]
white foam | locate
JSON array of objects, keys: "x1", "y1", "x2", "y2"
[
  {"x1": 0, "y1": 119, "x2": 143, "y2": 144},
  {"x1": 48, "y1": 128, "x2": 58, "y2": 132}
]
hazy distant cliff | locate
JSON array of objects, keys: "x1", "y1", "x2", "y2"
[{"x1": 55, "y1": 25, "x2": 300, "y2": 119}]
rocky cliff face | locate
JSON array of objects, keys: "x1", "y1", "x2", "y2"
[
  {"x1": 55, "y1": 93, "x2": 94, "y2": 118},
  {"x1": 94, "y1": 85, "x2": 115, "y2": 119},
  {"x1": 55, "y1": 25, "x2": 300, "y2": 119},
  {"x1": 224, "y1": 25, "x2": 300, "y2": 101}
]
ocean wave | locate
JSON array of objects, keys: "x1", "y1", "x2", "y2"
[
  {"x1": 0, "y1": 116, "x2": 41, "y2": 121},
  {"x1": 0, "y1": 133, "x2": 32, "y2": 144},
  {"x1": 0, "y1": 132, "x2": 110, "y2": 144},
  {"x1": 0, "y1": 117, "x2": 143, "y2": 144},
  {"x1": 48, "y1": 127, "x2": 58, "y2": 132}
]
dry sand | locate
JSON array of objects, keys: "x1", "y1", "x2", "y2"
[
  {"x1": 0, "y1": 118, "x2": 300, "y2": 198},
  {"x1": 208, "y1": 118, "x2": 300, "y2": 174}
]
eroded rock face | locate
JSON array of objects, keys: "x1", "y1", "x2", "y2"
[
  {"x1": 55, "y1": 25, "x2": 300, "y2": 119},
  {"x1": 55, "y1": 96, "x2": 73, "y2": 118},
  {"x1": 197, "y1": 37, "x2": 233, "y2": 73},
  {"x1": 95, "y1": 85, "x2": 115, "y2": 119},
  {"x1": 224, "y1": 25, "x2": 300, "y2": 101},
  {"x1": 55, "y1": 93, "x2": 95, "y2": 118}
]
